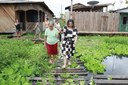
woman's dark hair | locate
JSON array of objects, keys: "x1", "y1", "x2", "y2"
[{"x1": 67, "y1": 19, "x2": 75, "y2": 28}]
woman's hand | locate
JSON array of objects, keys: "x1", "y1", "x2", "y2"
[
  {"x1": 44, "y1": 42, "x2": 47, "y2": 49},
  {"x1": 59, "y1": 30, "x2": 63, "y2": 34}
]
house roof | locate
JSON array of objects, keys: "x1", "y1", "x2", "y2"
[
  {"x1": 65, "y1": 3, "x2": 86, "y2": 10},
  {"x1": 110, "y1": 7, "x2": 128, "y2": 13},
  {"x1": 115, "y1": 7, "x2": 128, "y2": 11},
  {"x1": 0, "y1": 1, "x2": 44, "y2": 4},
  {"x1": 0, "y1": 1, "x2": 54, "y2": 16},
  {"x1": 65, "y1": 3, "x2": 111, "y2": 10}
]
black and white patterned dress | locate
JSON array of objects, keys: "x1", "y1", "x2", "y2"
[{"x1": 62, "y1": 26, "x2": 78, "y2": 59}]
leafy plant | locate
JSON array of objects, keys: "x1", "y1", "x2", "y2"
[
  {"x1": 0, "y1": 38, "x2": 54, "y2": 85},
  {"x1": 76, "y1": 36, "x2": 128, "y2": 74}
]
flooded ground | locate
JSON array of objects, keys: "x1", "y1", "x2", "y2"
[{"x1": 103, "y1": 55, "x2": 128, "y2": 75}]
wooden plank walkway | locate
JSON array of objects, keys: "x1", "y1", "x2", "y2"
[
  {"x1": 29, "y1": 57, "x2": 128, "y2": 85},
  {"x1": 93, "y1": 75, "x2": 128, "y2": 85},
  {"x1": 78, "y1": 31, "x2": 128, "y2": 35},
  {"x1": 29, "y1": 58, "x2": 88, "y2": 85}
]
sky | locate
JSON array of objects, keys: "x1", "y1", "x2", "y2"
[{"x1": 31, "y1": 0, "x2": 127, "y2": 17}]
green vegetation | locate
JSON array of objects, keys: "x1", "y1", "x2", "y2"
[
  {"x1": 1, "y1": 34, "x2": 128, "y2": 84},
  {"x1": 0, "y1": 35, "x2": 54, "y2": 85},
  {"x1": 59, "y1": 19, "x2": 66, "y2": 28},
  {"x1": 75, "y1": 36, "x2": 128, "y2": 74}
]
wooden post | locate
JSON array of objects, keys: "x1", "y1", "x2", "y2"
[
  {"x1": 70, "y1": 0, "x2": 73, "y2": 19},
  {"x1": 25, "y1": 11, "x2": 27, "y2": 31},
  {"x1": 38, "y1": 10, "x2": 40, "y2": 22}
]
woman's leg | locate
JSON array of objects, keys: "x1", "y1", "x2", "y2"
[
  {"x1": 38, "y1": 33, "x2": 41, "y2": 39},
  {"x1": 49, "y1": 55, "x2": 53, "y2": 64},
  {"x1": 67, "y1": 58, "x2": 71, "y2": 66},
  {"x1": 34, "y1": 34, "x2": 37, "y2": 39},
  {"x1": 62, "y1": 55, "x2": 67, "y2": 68},
  {"x1": 67, "y1": 43, "x2": 75, "y2": 66},
  {"x1": 51, "y1": 55, "x2": 54, "y2": 64},
  {"x1": 51, "y1": 55, "x2": 57, "y2": 64},
  {"x1": 17, "y1": 31, "x2": 20, "y2": 39},
  {"x1": 19, "y1": 29, "x2": 21, "y2": 38}
]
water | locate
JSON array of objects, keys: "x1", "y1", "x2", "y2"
[{"x1": 103, "y1": 55, "x2": 128, "y2": 75}]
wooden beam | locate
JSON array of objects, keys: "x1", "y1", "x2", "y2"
[
  {"x1": 46, "y1": 72, "x2": 88, "y2": 76},
  {"x1": 25, "y1": 11, "x2": 27, "y2": 31},
  {"x1": 93, "y1": 75, "x2": 128, "y2": 80},
  {"x1": 78, "y1": 31, "x2": 128, "y2": 35},
  {"x1": 94, "y1": 79, "x2": 128, "y2": 84},
  {"x1": 28, "y1": 77, "x2": 85, "y2": 81}
]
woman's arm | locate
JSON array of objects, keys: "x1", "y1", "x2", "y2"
[
  {"x1": 44, "y1": 36, "x2": 47, "y2": 48},
  {"x1": 74, "y1": 35, "x2": 78, "y2": 44},
  {"x1": 59, "y1": 26, "x2": 66, "y2": 34}
]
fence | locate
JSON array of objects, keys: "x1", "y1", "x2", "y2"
[{"x1": 72, "y1": 12, "x2": 120, "y2": 32}]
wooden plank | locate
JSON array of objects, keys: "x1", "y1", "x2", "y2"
[
  {"x1": 32, "y1": 39, "x2": 44, "y2": 41},
  {"x1": 94, "y1": 79, "x2": 128, "y2": 84},
  {"x1": 78, "y1": 61, "x2": 84, "y2": 64},
  {"x1": 78, "y1": 31, "x2": 128, "y2": 35},
  {"x1": 28, "y1": 77, "x2": 85, "y2": 81},
  {"x1": 46, "y1": 72, "x2": 88, "y2": 76},
  {"x1": 53, "y1": 70, "x2": 86, "y2": 73},
  {"x1": 54, "y1": 68, "x2": 84, "y2": 70},
  {"x1": 93, "y1": 75, "x2": 128, "y2": 80}
]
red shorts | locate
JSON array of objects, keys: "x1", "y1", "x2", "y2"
[{"x1": 46, "y1": 43, "x2": 58, "y2": 55}]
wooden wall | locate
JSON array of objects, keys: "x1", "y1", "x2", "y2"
[
  {"x1": 73, "y1": 12, "x2": 120, "y2": 32},
  {"x1": 0, "y1": 4, "x2": 15, "y2": 33}
]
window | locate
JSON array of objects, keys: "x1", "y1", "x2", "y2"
[
  {"x1": 123, "y1": 17, "x2": 127, "y2": 24},
  {"x1": 27, "y1": 10, "x2": 38, "y2": 22}
]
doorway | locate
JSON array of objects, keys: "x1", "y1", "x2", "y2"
[
  {"x1": 120, "y1": 13, "x2": 128, "y2": 32},
  {"x1": 16, "y1": 10, "x2": 26, "y2": 31}
]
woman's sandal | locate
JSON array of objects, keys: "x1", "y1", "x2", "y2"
[
  {"x1": 49, "y1": 59, "x2": 52, "y2": 64},
  {"x1": 62, "y1": 65, "x2": 67, "y2": 69},
  {"x1": 68, "y1": 61, "x2": 71, "y2": 66}
]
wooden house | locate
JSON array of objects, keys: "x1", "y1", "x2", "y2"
[
  {"x1": 0, "y1": 1, "x2": 54, "y2": 33},
  {"x1": 114, "y1": 7, "x2": 128, "y2": 32},
  {"x1": 65, "y1": 3, "x2": 111, "y2": 12}
]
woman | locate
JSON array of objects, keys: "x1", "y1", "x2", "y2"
[
  {"x1": 61, "y1": 19, "x2": 78, "y2": 68},
  {"x1": 55, "y1": 19, "x2": 62, "y2": 42},
  {"x1": 55, "y1": 19, "x2": 61, "y2": 31},
  {"x1": 44, "y1": 18, "x2": 49, "y2": 28},
  {"x1": 44, "y1": 21, "x2": 59, "y2": 64},
  {"x1": 15, "y1": 19, "x2": 21, "y2": 39},
  {"x1": 33, "y1": 21, "x2": 41, "y2": 39}
]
